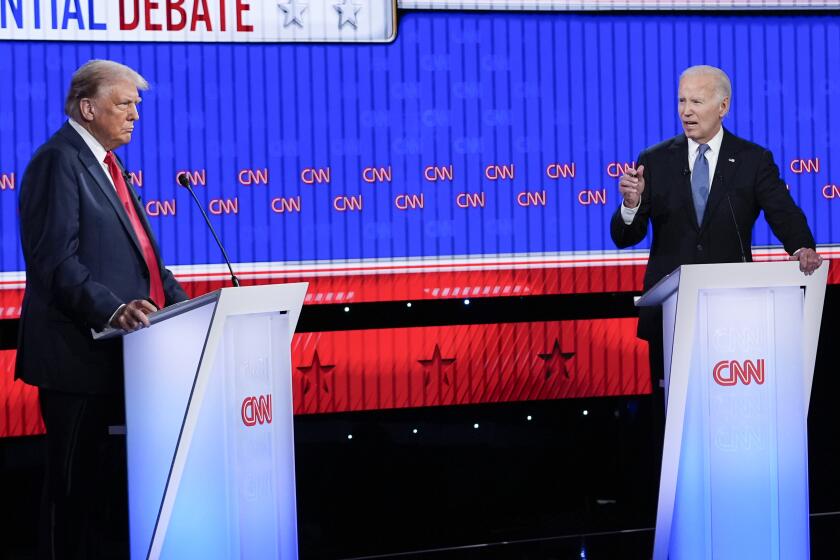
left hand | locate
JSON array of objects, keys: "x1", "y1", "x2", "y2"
[
  {"x1": 790, "y1": 247, "x2": 823, "y2": 275},
  {"x1": 110, "y1": 299, "x2": 157, "y2": 331}
]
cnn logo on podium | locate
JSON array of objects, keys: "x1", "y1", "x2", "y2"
[
  {"x1": 712, "y1": 359, "x2": 766, "y2": 386},
  {"x1": 241, "y1": 395, "x2": 273, "y2": 426}
]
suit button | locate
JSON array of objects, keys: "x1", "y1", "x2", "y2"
[{"x1": 696, "y1": 244, "x2": 703, "y2": 251}]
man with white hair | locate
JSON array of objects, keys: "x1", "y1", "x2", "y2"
[
  {"x1": 610, "y1": 65, "x2": 821, "y2": 389},
  {"x1": 16, "y1": 60, "x2": 187, "y2": 558}
]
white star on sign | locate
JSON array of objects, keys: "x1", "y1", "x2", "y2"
[
  {"x1": 333, "y1": 0, "x2": 362, "y2": 29},
  {"x1": 278, "y1": 0, "x2": 308, "y2": 28}
]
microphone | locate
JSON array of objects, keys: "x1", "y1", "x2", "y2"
[
  {"x1": 726, "y1": 191, "x2": 747, "y2": 263},
  {"x1": 121, "y1": 170, "x2": 139, "y2": 204},
  {"x1": 682, "y1": 168, "x2": 690, "y2": 176},
  {"x1": 177, "y1": 173, "x2": 240, "y2": 288}
]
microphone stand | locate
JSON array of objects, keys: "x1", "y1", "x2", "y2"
[{"x1": 178, "y1": 173, "x2": 240, "y2": 287}]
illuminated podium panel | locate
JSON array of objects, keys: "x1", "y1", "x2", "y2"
[
  {"x1": 637, "y1": 262, "x2": 828, "y2": 560},
  {"x1": 114, "y1": 283, "x2": 307, "y2": 560}
]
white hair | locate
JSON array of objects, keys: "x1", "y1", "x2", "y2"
[
  {"x1": 64, "y1": 60, "x2": 148, "y2": 120},
  {"x1": 680, "y1": 65, "x2": 732, "y2": 105}
]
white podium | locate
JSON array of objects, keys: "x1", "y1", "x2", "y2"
[
  {"x1": 113, "y1": 283, "x2": 307, "y2": 560},
  {"x1": 637, "y1": 262, "x2": 828, "y2": 560}
]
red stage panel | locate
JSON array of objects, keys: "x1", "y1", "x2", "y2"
[
  {"x1": 290, "y1": 319, "x2": 650, "y2": 414},
  {"x1": 0, "y1": 350, "x2": 44, "y2": 437},
  {"x1": 1, "y1": 318, "x2": 648, "y2": 437},
  {"x1": 2, "y1": 264, "x2": 648, "y2": 314},
  {"x1": 2, "y1": 254, "x2": 837, "y2": 316}
]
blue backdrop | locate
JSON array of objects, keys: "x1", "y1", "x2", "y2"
[{"x1": 0, "y1": 12, "x2": 837, "y2": 278}]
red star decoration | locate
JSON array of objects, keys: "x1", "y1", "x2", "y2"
[
  {"x1": 418, "y1": 344, "x2": 456, "y2": 387},
  {"x1": 296, "y1": 349, "x2": 336, "y2": 394},
  {"x1": 538, "y1": 339, "x2": 575, "y2": 380}
]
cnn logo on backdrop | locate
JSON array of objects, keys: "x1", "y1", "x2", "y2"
[
  {"x1": 712, "y1": 359, "x2": 765, "y2": 386},
  {"x1": 241, "y1": 395, "x2": 273, "y2": 426}
]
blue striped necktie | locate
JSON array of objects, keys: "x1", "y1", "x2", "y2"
[{"x1": 691, "y1": 144, "x2": 711, "y2": 225}]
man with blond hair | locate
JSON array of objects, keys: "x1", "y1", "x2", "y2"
[
  {"x1": 610, "y1": 65, "x2": 822, "y2": 389},
  {"x1": 16, "y1": 60, "x2": 187, "y2": 558}
]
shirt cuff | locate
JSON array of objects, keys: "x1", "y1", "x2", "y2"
[
  {"x1": 620, "y1": 202, "x2": 640, "y2": 225},
  {"x1": 106, "y1": 304, "x2": 126, "y2": 329}
]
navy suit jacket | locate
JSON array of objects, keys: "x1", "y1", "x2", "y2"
[
  {"x1": 610, "y1": 130, "x2": 815, "y2": 341},
  {"x1": 15, "y1": 122, "x2": 188, "y2": 394}
]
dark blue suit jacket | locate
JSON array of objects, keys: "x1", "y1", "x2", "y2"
[
  {"x1": 610, "y1": 130, "x2": 816, "y2": 341},
  {"x1": 15, "y1": 122, "x2": 187, "y2": 394}
]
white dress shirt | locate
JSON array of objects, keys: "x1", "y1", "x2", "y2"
[{"x1": 621, "y1": 126, "x2": 725, "y2": 224}]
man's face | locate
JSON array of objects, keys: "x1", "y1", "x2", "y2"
[
  {"x1": 84, "y1": 79, "x2": 141, "y2": 151},
  {"x1": 678, "y1": 74, "x2": 729, "y2": 145}
]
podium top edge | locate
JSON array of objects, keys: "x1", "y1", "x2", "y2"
[
  {"x1": 92, "y1": 290, "x2": 222, "y2": 340},
  {"x1": 636, "y1": 267, "x2": 681, "y2": 307},
  {"x1": 90, "y1": 283, "x2": 310, "y2": 340},
  {"x1": 150, "y1": 289, "x2": 222, "y2": 324},
  {"x1": 635, "y1": 260, "x2": 829, "y2": 307}
]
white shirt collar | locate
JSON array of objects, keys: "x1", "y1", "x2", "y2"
[
  {"x1": 687, "y1": 125, "x2": 724, "y2": 157},
  {"x1": 68, "y1": 118, "x2": 108, "y2": 164}
]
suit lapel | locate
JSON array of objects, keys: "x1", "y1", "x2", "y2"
[
  {"x1": 667, "y1": 135, "x2": 697, "y2": 230},
  {"x1": 60, "y1": 123, "x2": 145, "y2": 259},
  {"x1": 701, "y1": 130, "x2": 741, "y2": 231}
]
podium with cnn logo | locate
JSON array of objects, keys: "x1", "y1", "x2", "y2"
[
  {"x1": 637, "y1": 262, "x2": 828, "y2": 560},
  {"x1": 112, "y1": 283, "x2": 307, "y2": 560}
]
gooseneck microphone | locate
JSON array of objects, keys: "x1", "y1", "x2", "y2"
[
  {"x1": 726, "y1": 191, "x2": 748, "y2": 263},
  {"x1": 177, "y1": 173, "x2": 240, "y2": 287}
]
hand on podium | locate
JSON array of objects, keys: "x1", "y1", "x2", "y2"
[
  {"x1": 110, "y1": 299, "x2": 157, "y2": 331},
  {"x1": 790, "y1": 247, "x2": 823, "y2": 275}
]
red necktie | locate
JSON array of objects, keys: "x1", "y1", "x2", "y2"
[{"x1": 104, "y1": 151, "x2": 165, "y2": 309}]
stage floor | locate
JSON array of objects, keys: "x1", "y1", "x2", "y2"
[
  {"x1": 345, "y1": 514, "x2": 840, "y2": 559},
  {"x1": 3, "y1": 391, "x2": 840, "y2": 559}
]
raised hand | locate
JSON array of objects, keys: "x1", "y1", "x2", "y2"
[{"x1": 618, "y1": 164, "x2": 646, "y2": 209}]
